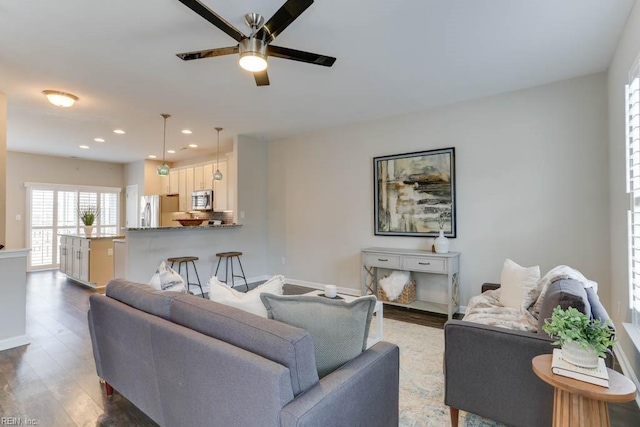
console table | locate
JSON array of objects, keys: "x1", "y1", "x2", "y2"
[{"x1": 361, "y1": 247, "x2": 460, "y2": 319}]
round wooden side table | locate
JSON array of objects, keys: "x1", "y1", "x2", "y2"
[{"x1": 532, "y1": 354, "x2": 637, "y2": 427}]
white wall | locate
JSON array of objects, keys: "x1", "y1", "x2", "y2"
[
  {"x1": 607, "y1": 0, "x2": 640, "y2": 390},
  {"x1": 5, "y1": 152, "x2": 124, "y2": 249},
  {"x1": 0, "y1": 250, "x2": 29, "y2": 351},
  {"x1": 0, "y1": 92, "x2": 6, "y2": 246},
  {"x1": 268, "y1": 73, "x2": 610, "y2": 308}
]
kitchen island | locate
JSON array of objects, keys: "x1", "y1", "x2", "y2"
[
  {"x1": 60, "y1": 233, "x2": 125, "y2": 288},
  {"x1": 122, "y1": 224, "x2": 266, "y2": 294}
]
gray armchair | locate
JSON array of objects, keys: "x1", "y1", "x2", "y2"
[{"x1": 444, "y1": 280, "x2": 613, "y2": 427}]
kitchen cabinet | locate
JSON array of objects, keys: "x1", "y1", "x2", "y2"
[
  {"x1": 169, "y1": 170, "x2": 179, "y2": 194},
  {"x1": 178, "y1": 169, "x2": 187, "y2": 212},
  {"x1": 186, "y1": 168, "x2": 194, "y2": 210},
  {"x1": 213, "y1": 161, "x2": 228, "y2": 211},
  {"x1": 203, "y1": 164, "x2": 213, "y2": 190},
  {"x1": 59, "y1": 235, "x2": 122, "y2": 288},
  {"x1": 193, "y1": 166, "x2": 204, "y2": 190}
]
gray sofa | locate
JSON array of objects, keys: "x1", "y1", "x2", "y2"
[
  {"x1": 444, "y1": 279, "x2": 613, "y2": 427},
  {"x1": 88, "y1": 279, "x2": 400, "y2": 427}
]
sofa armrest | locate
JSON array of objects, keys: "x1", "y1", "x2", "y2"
[
  {"x1": 481, "y1": 282, "x2": 500, "y2": 293},
  {"x1": 280, "y1": 342, "x2": 399, "y2": 427},
  {"x1": 444, "y1": 320, "x2": 554, "y2": 427}
]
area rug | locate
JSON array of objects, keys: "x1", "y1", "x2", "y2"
[{"x1": 377, "y1": 318, "x2": 507, "y2": 427}]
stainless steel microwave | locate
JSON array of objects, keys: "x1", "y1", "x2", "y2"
[{"x1": 192, "y1": 190, "x2": 213, "y2": 211}]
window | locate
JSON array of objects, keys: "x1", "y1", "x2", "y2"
[
  {"x1": 626, "y1": 58, "x2": 640, "y2": 329},
  {"x1": 26, "y1": 183, "x2": 121, "y2": 270}
]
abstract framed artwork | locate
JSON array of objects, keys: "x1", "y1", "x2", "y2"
[{"x1": 374, "y1": 147, "x2": 456, "y2": 237}]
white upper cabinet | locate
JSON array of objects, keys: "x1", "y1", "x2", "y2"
[
  {"x1": 214, "y1": 161, "x2": 228, "y2": 211},
  {"x1": 169, "y1": 170, "x2": 179, "y2": 195}
]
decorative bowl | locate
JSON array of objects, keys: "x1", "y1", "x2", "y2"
[{"x1": 173, "y1": 219, "x2": 205, "y2": 227}]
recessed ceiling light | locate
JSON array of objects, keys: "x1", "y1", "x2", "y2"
[
  {"x1": 148, "y1": 155, "x2": 157, "y2": 159},
  {"x1": 113, "y1": 129, "x2": 125, "y2": 134},
  {"x1": 94, "y1": 138, "x2": 105, "y2": 142},
  {"x1": 167, "y1": 150, "x2": 176, "y2": 154},
  {"x1": 79, "y1": 145, "x2": 90, "y2": 149},
  {"x1": 181, "y1": 129, "x2": 192, "y2": 134},
  {"x1": 188, "y1": 144, "x2": 198, "y2": 148},
  {"x1": 42, "y1": 90, "x2": 78, "y2": 107}
]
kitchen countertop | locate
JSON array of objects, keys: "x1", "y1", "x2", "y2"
[
  {"x1": 59, "y1": 234, "x2": 126, "y2": 240},
  {"x1": 125, "y1": 224, "x2": 242, "y2": 231}
]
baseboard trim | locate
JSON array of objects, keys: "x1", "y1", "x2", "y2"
[
  {"x1": 285, "y1": 278, "x2": 360, "y2": 296},
  {"x1": 613, "y1": 342, "x2": 640, "y2": 409},
  {"x1": 0, "y1": 335, "x2": 30, "y2": 352}
]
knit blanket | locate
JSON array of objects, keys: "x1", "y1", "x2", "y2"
[{"x1": 463, "y1": 289, "x2": 538, "y2": 332}]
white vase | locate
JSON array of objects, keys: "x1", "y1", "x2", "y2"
[
  {"x1": 434, "y1": 230, "x2": 449, "y2": 254},
  {"x1": 561, "y1": 341, "x2": 599, "y2": 368},
  {"x1": 83, "y1": 225, "x2": 94, "y2": 236}
]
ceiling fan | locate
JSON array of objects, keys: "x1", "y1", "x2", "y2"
[{"x1": 176, "y1": 0, "x2": 336, "y2": 86}]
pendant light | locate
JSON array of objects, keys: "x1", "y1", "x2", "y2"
[
  {"x1": 213, "y1": 127, "x2": 223, "y2": 181},
  {"x1": 157, "y1": 114, "x2": 171, "y2": 176}
]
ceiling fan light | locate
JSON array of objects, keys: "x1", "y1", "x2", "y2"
[
  {"x1": 239, "y1": 52, "x2": 267, "y2": 72},
  {"x1": 239, "y1": 38, "x2": 267, "y2": 72},
  {"x1": 42, "y1": 90, "x2": 78, "y2": 107}
]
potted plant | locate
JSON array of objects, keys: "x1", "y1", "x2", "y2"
[
  {"x1": 542, "y1": 305, "x2": 614, "y2": 368},
  {"x1": 78, "y1": 206, "x2": 99, "y2": 236}
]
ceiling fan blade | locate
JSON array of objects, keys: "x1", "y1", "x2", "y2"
[
  {"x1": 176, "y1": 46, "x2": 239, "y2": 61},
  {"x1": 178, "y1": 0, "x2": 245, "y2": 42},
  {"x1": 267, "y1": 45, "x2": 336, "y2": 67},
  {"x1": 256, "y1": 0, "x2": 314, "y2": 43},
  {"x1": 253, "y1": 70, "x2": 270, "y2": 86}
]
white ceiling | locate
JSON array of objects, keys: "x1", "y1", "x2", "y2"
[{"x1": 0, "y1": 0, "x2": 634, "y2": 164}]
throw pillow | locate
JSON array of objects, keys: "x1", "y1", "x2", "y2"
[
  {"x1": 208, "y1": 275, "x2": 284, "y2": 317},
  {"x1": 148, "y1": 261, "x2": 186, "y2": 293},
  {"x1": 260, "y1": 293, "x2": 376, "y2": 378},
  {"x1": 498, "y1": 259, "x2": 540, "y2": 310}
]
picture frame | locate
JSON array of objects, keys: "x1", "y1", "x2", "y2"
[{"x1": 374, "y1": 147, "x2": 456, "y2": 237}]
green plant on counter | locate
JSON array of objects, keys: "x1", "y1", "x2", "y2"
[
  {"x1": 542, "y1": 306, "x2": 614, "y2": 358},
  {"x1": 78, "y1": 206, "x2": 99, "y2": 226}
]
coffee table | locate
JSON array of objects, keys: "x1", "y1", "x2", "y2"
[
  {"x1": 303, "y1": 289, "x2": 383, "y2": 349},
  {"x1": 532, "y1": 354, "x2": 637, "y2": 427}
]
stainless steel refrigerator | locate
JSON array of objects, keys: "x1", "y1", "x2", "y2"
[{"x1": 139, "y1": 195, "x2": 180, "y2": 227}]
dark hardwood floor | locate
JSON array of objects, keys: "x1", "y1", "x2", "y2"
[{"x1": 1, "y1": 271, "x2": 638, "y2": 426}]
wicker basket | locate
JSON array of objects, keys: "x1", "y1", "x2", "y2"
[{"x1": 378, "y1": 278, "x2": 416, "y2": 304}]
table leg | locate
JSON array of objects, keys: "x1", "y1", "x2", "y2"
[{"x1": 553, "y1": 387, "x2": 610, "y2": 427}]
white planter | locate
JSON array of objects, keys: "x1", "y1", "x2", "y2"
[
  {"x1": 561, "y1": 340, "x2": 599, "y2": 368},
  {"x1": 434, "y1": 230, "x2": 450, "y2": 254},
  {"x1": 83, "y1": 226, "x2": 94, "y2": 236}
]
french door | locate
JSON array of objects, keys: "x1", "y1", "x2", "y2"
[{"x1": 27, "y1": 184, "x2": 120, "y2": 270}]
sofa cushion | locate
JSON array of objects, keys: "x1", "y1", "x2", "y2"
[
  {"x1": 536, "y1": 279, "x2": 590, "y2": 335},
  {"x1": 208, "y1": 275, "x2": 284, "y2": 317},
  {"x1": 105, "y1": 279, "x2": 184, "y2": 320},
  {"x1": 260, "y1": 294, "x2": 376, "y2": 378},
  {"x1": 170, "y1": 295, "x2": 318, "y2": 396},
  {"x1": 499, "y1": 259, "x2": 540, "y2": 310}
]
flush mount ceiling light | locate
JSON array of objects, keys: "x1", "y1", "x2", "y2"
[
  {"x1": 94, "y1": 138, "x2": 105, "y2": 142},
  {"x1": 113, "y1": 129, "x2": 125, "y2": 134},
  {"x1": 157, "y1": 114, "x2": 171, "y2": 176},
  {"x1": 167, "y1": 150, "x2": 176, "y2": 154},
  {"x1": 79, "y1": 145, "x2": 89, "y2": 149},
  {"x1": 42, "y1": 90, "x2": 78, "y2": 107},
  {"x1": 213, "y1": 127, "x2": 223, "y2": 181},
  {"x1": 148, "y1": 155, "x2": 157, "y2": 159},
  {"x1": 181, "y1": 129, "x2": 192, "y2": 134},
  {"x1": 188, "y1": 143, "x2": 198, "y2": 148}
]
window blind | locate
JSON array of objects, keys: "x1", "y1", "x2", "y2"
[
  {"x1": 626, "y1": 60, "x2": 640, "y2": 329},
  {"x1": 27, "y1": 184, "x2": 120, "y2": 270}
]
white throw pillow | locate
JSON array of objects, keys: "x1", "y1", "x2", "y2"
[
  {"x1": 208, "y1": 275, "x2": 285, "y2": 317},
  {"x1": 148, "y1": 261, "x2": 186, "y2": 293},
  {"x1": 499, "y1": 259, "x2": 540, "y2": 309}
]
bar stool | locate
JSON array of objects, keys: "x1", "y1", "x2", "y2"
[
  {"x1": 214, "y1": 252, "x2": 249, "y2": 292},
  {"x1": 167, "y1": 256, "x2": 205, "y2": 298}
]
